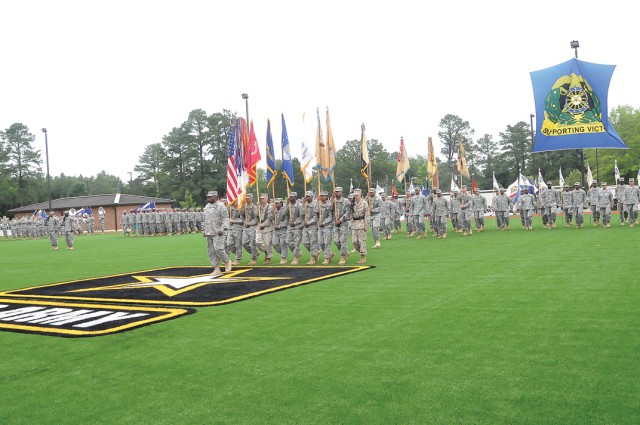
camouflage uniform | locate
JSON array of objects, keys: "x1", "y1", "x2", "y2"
[
  {"x1": 624, "y1": 182, "x2": 640, "y2": 225},
  {"x1": 432, "y1": 193, "x2": 450, "y2": 237},
  {"x1": 449, "y1": 192, "x2": 461, "y2": 231},
  {"x1": 204, "y1": 197, "x2": 230, "y2": 269},
  {"x1": 333, "y1": 190, "x2": 352, "y2": 264},
  {"x1": 350, "y1": 191, "x2": 370, "y2": 262},
  {"x1": 62, "y1": 214, "x2": 76, "y2": 249},
  {"x1": 587, "y1": 183, "x2": 600, "y2": 224},
  {"x1": 459, "y1": 189, "x2": 473, "y2": 234},
  {"x1": 572, "y1": 185, "x2": 587, "y2": 227},
  {"x1": 317, "y1": 195, "x2": 334, "y2": 264},
  {"x1": 517, "y1": 191, "x2": 535, "y2": 229},
  {"x1": 409, "y1": 191, "x2": 428, "y2": 237},
  {"x1": 226, "y1": 203, "x2": 244, "y2": 263},
  {"x1": 367, "y1": 191, "x2": 382, "y2": 246},
  {"x1": 471, "y1": 191, "x2": 487, "y2": 230},
  {"x1": 494, "y1": 191, "x2": 513, "y2": 229},
  {"x1": 301, "y1": 193, "x2": 320, "y2": 264},
  {"x1": 561, "y1": 187, "x2": 573, "y2": 225},
  {"x1": 256, "y1": 198, "x2": 275, "y2": 263},
  {"x1": 597, "y1": 184, "x2": 614, "y2": 227},
  {"x1": 285, "y1": 194, "x2": 304, "y2": 264},
  {"x1": 615, "y1": 181, "x2": 627, "y2": 224},
  {"x1": 379, "y1": 195, "x2": 394, "y2": 239},
  {"x1": 272, "y1": 201, "x2": 289, "y2": 262},
  {"x1": 47, "y1": 214, "x2": 61, "y2": 249},
  {"x1": 241, "y1": 199, "x2": 259, "y2": 262}
]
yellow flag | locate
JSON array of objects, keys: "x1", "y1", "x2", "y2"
[
  {"x1": 360, "y1": 124, "x2": 369, "y2": 182},
  {"x1": 458, "y1": 136, "x2": 470, "y2": 178},
  {"x1": 427, "y1": 137, "x2": 439, "y2": 188},
  {"x1": 396, "y1": 137, "x2": 410, "y2": 182},
  {"x1": 325, "y1": 108, "x2": 336, "y2": 182}
]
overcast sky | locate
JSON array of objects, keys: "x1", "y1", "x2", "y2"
[{"x1": 2, "y1": 0, "x2": 637, "y2": 184}]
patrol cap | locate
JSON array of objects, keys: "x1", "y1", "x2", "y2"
[
  {"x1": 380, "y1": 193, "x2": 387, "y2": 197},
  {"x1": 353, "y1": 188, "x2": 362, "y2": 195},
  {"x1": 246, "y1": 193, "x2": 254, "y2": 199},
  {"x1": 592, "y1": 179, "x2": 597, "y2": 183},
  {"x1": 320, "y1": 191, "x2": 328, "y2": 196},
  {"x1": 499, "y1": 187, "x2": 505, "y2": 192},
  {"x1": 289, "y1": 191, "x2": 297, "y2": 197},
  {"x1": 275, "y1": 198, "x2": 283, "y2": 203},
  {"x1": 619, "y1": 178, "x2": 625, "y2": 182},
  {"x1": 574, "y1": 182, "x2": 580, "y2": 186},
  {"x1": 461, "y1": 185, "x2": 467, "y2": 189},
  {"x1": 334, "y1": 186, "x2": 343, "y2": 192},
  {"x1": 601, "y1": 182, "x2": 607, "y2": 186},
  {"x1": 305, "y1": 190, "x2": 314, "y2": 197},
  {"x1": 259, "y1": 193, "x2": 268, "y2": 199},
  {"x1": 436, "y1": 189, "x2": 442, "y2": 194},
  {"x1": 414, "y1": 187, "x2": 420, "y2": 191},
  {"x1": 547, "y1": 180, "x2": 553, "y2": 185},
  {"x1": 369, "y1": 187, "x2": 376, "y2": 192},
  {"x1": 564, "y1": 184, "x2": 570, "y2": 188},
  {"x1": 206, "y1": 190, "x2": 218, "y2": 197},
  {"x1": 630, "y1": 178, "x2": 635, "y2": 183}
]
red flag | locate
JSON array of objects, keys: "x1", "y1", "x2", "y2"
[
  {"x1": 226, "y1": 125, "x2": 241, "y2": 205},
  {"x1": 391, "y1": 181, "x2": 399, "y2": 198},
  {"x1": 246, "y1": 120, "x2": 261, "y2": 187},
  {"x1": 471, "y1": 174, "x2": 478, "y2": 193}
]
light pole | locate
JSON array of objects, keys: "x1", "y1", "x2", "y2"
[
  {"x1": 41, "y1": 128, "x2": 52, "y2": 211},
  {"x1": 570, "y1": 40, "x2": 585, "y2": 187},
  {"x1": 127, "y1": 171, "x2": 133, "y2": 185},
  {"x1": 241, "y1": 93, "x2": 249, "y2": 127},
  {"x1": 530, "y1": 114, "x2": 535, "y2": 171}
]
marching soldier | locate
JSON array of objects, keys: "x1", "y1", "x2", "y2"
[
  {"x1": 272, "y1": 199, "x2": 289, "y2": 264},
  {"x1": 226, "y1": 199, "x2": 244, "y2": 265},
  {"x1": 317, "y1": 191, "x2": 335, "y2": 265},
  {"x1": 517, "y1": 187, "x2": 535, "y2": 230},
  {"x1": 409, "y1": 187, "x2": 428, "y2": 239},
  {"x1": 494, "y1": 187, "x2": 513, "y2": 230},
  {"x1": 616, "y1": 178, "x2": 627, "y2": 225},
  {"x1": 203, "y1": 191, "x2": 231, "y2": 275},
  {"x1": 367, "y1": 188, "x2": 383, "y2": 248},
  {"x1": 350, "y1": 189, "x2": 370, "y2": 264},
  {"x1": 459, "y1": 185, "x2": 473, "y2": 236},
  {"x1": 572, "y1": 182, "x2": 587, "y2": 228},
  {"x1": 597, "y1": 182, "x2": 614, "y2": 228},
  {"x1": 540, "y1": 181, "x2": 559, "y2": 229},
  {"x1": 450, "y1": 190, "x2": 461, "y2": 232},
  {"x1": 624, "y1": 178, "x2": 640, "y2": 226},
  {"x1": 256, "y1": 193, "x2": 275, "y2": 264},
  {"x1": 432, "y1": 189, "x2": 450, "y2": 238},
  {"x1": 393, "y1": 194, "x2": 403, "y2": 232},
  {"x1": 120, "y1": 211, "x2": 130, "y2": 237},
  {"x1": 46, "y1": 211, "x2": 61, "y2": 249},
  {"x1": 379, "y1": 193, "x2": 394, "y2": 240},
  {"x1": 587, "y1": 180, "x2": 600, "y2": 225},
  {"x1": 332, "y1": 187, "x2": 351, "y2": 265},
  {"x1": 472, "y1": 188, "x2": 487, "y2": 231},
  {"x1": 241, "y1": 193, "x2": 259, "y2": 265},
  {"x1": 62, "y1": 211, "x2": 77, "y2": 249},
  {"x1": 1, "y1": 216, "x2": 8, "y2": 239},
  {"x1": 301, "y1": 191, "x2": 320, "y2": 265},
  {"x1": 285, "y1": 192, "x2": 304, "y2": 265},
  {"x1": 561, "y1": 185, "x2": 573, "y2": 226}
]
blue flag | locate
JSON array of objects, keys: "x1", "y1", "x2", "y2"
[
  {"x1": 281, "y1": 114, "x2": 294, "y2": 186},
  {"x1": 530, "y1": 58, "x2": 627, "y2": 152},
  {"x1": 265, "y1": 119, "x2": 276, "y2": 188}
]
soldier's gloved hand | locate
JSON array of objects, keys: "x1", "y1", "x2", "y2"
[{"x1": 217, "y1": 230, "x2": 223, "y2": 236}]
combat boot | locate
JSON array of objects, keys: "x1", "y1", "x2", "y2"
[
  {"x1": 306, "y1": 255, "x2": 318, "y2": 265},
  {"x1": 263, "y1": 258, "x2": 272, "y2": 265},
  {"x1": 247, "y1": 259, "x2": 257, "y2": 265},
  {"x1": 225, "y1": 261, "x2": 233, "y2": 272},
  {"x1": 357, "y1": 255, "x2": 366, "y2": 264},
  {"x1": 337, "y1": 256, "x2": 346, "y2": 265},
  {"x1": 291, "y1": 256, "x2": 300, "y2": 265},
  {"x1": 279, "y1": 258, "x2": 288, "y2": 265}
]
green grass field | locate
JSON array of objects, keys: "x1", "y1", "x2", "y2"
[{"x1": 1, "y1": 217, "x2": 639, "y2": 424}]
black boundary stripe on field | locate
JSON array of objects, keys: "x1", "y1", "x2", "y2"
[{"x1": 0, "y1": 265, "x2": 374, "y2": 307}]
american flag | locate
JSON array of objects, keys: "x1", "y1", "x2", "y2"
[{"x1": 226, "y1": 125, "x2": 242, "y2": 205}]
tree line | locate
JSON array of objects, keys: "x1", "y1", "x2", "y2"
[{"x1": 1, "y1": 105, "x2": 638, "y2": 216}]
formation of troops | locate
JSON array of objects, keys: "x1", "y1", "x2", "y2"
[
  {"x1": 3, "y1": 178, "x2": 639, "y2": 266},
  {"x1": 119, "y1": 208, "x2": 204, "y2": 237}
]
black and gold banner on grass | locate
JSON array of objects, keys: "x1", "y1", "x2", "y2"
[
  {"x1": 0, "y1": 266, "x2": 373, "y2": 307},
  {"x1": 0, "y1": 298, "x2": 194, "y2": 338}
]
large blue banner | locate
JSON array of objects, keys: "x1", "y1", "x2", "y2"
[{"x1": 530, "y1": 58, "x2": 627, "y2": 152}]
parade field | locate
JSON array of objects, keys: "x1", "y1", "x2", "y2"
[{"x1": 1, "y1": 218, "x2": 639, "y2": 424}]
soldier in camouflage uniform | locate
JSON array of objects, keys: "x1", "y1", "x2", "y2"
[
  {"x1": 432, "y1": 189, "x2": 450, "y2": 238},
  {"x1": 379, "y1": 193, "x2": 394, "y2": 240},
  {"x1": 46, "y1": 211, "x2": 61, "y2": 249},
  {"x1": 256, "y1": 193, "x2": 275, "y2": 264},
  {"x1": 587, "y1": 181, "x2": 600, "y2": 225},
  {"x1": 272, "y1": 199, "x2": 289, "y2": 264},
  {"x1": 449, "y1": 190, "x2": 461, "y2": 232},
  {"x1": 350, "y1": 189, "x2": 370, "y2": 264},
  {"x1": 317, "y1": 191, "x2": 335, "y2": 265},
  {"x1": 540, "y1": 182, "x2": 558, "y2": 229},
  {"x1": 615, "y1": 178, "x2": 627, "y2": 225},
  {"x1": 561, "y1": 185, "x2": 573, "y2": 226},
  {"x1": 597, "y1": 182, "x2": 614, "y2": 228},
  {"x1": 301, "y1": 191, "x2": 320, "y2": 265},
  {"x1": 203, "y1": 191, "x2": 231, "y2": 275},
  {"x1": 403, "y1": 194, "x2": 414, "y2": 235},
  {"x1": 332, "y1": 187, "x2": 351, "y2": 265},
  {"x1": 226, "y1": 199, "x2": 244, "y2": 265},
  {"x1": 459, "y1": 185, "x2": 473, "y2": 236},
  {"x1": 409, "y1": 188, "x2": 428, "y2": 239},
  {"x1": 241, "y1": 193, "x2": 259, "y2": 265},
  {"x1": 472, "y1": 188, "x2": 487, "y2": 231},
  {"x1": 517, "y1": 187, "x2": 535, "y2": 230},
  {"x1": 572, "y1": 182, "x2": 587, "y2": 228},
  {"x1": 624, "y1": 178, "x2": 640, "y2": 226},
  {"x1": 285, "y1": 192, "x2": 304, "y2": 265},
  {"x1": 62, "y1": 211, "x2": 77, "y2": 249},
  {"x1": 1, "y1": 216, "x2": 8, "y2": 239},
  {"x1": 494, "y1": 187, "x2": 513, "y2": 230},
  {"x1": 367, "y1": 188, "x2": 382, "y2": 248},
  {"x1": 393, "y1": 195, "x2": 402, "y2": 232}
]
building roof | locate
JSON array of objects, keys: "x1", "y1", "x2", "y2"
[{"x1": 9, "y1": 193, "x2": 175, "y2": 213}]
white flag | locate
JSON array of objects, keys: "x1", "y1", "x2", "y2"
[
  {"x1": 614, "y1": 160, "x2": 620, "y2": 182},
  {"x1": 559, "y1": 167, "x2": 565, "y2": 189},
  {"x1": 375, "y1": 183, "x2": 384, "y2": 194},
  {"x1": 586, "y1": 164, "x2": 594, "y2": 187},
  {"x1": 450, "y1": 175, "x2": 460, "y2": 192},
  {"x1": 492, "y1": 172, "x2": 500, "y2": 191},
  {"x1": 300, "y1": 114, "x2": 315, "y2": 183},
  {"x1": 538, "y1": 169, "x2": 548, "y2": 190}
]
